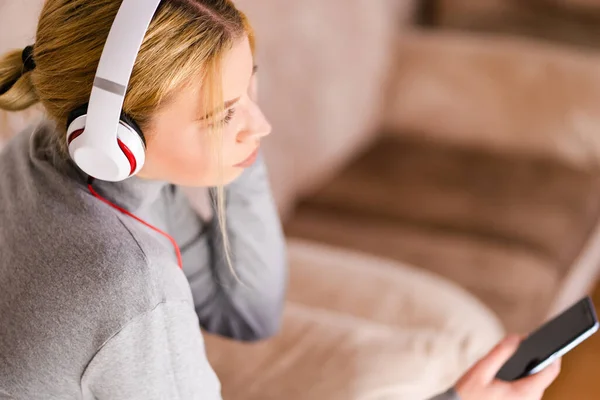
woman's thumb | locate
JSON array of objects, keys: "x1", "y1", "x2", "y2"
[{"x1": 473, "y1": 335, "x2": 521, "y2": 381}]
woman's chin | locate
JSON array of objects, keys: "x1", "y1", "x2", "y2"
[
  {"x1": 182, "y1": 168, "x2": 243, "y2": 188},
  {"x1": 218, "y1": 168, "x2": 245, "y2": 186},
  {"x1": 137, "y1": 165, "x2": 243, "y2": 188}
]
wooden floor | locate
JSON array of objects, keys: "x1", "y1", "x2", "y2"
[{"x1": 544, "y1": 283, "x2": 600, "y2": 399}]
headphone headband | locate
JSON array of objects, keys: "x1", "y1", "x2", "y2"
[{"x1": 85, "y1": 0, "x2": 162, "y2": 150}]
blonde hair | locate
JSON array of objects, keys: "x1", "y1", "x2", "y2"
[{"x1": 0, "y1": 0, "x2": 255, "y2": 275}]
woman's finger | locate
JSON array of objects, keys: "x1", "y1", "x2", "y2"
[
  {"x1": 511, "y1": 358, "x2": 562, "y2": 394},
  {"x1": 471, "y1": 335, "x2": 521, "y2": 382}
]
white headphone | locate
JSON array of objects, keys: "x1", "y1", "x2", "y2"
[{"x1": 66, "y1": 0, "x2": 163, "y2": 182}]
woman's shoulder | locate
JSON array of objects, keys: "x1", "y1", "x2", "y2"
[
  {"x1": 0, "y1": 125, "x2": 165, "y2": 324},
  {"x1": 0, "y1": 178, "x2": 159, "y2": 306},
  {"x1": 0, "y1": 120, "x2": 188, "y2": 339},
  {"x1": 0, "y1": 173, "x2": 173, "y2": 374},
  {"x1": 0, "y1": 120, "x2": 147, "y2": 280},
  {"x1": 0, "y1": 172, "x2": 160, "y2": 308}
]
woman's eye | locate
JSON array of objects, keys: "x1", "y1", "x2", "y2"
[
  {"x1": 204, "y1": 108, "x2": 236, "y2": 128},
  {"x1": 223, "y1": 108, "x2": 236, "y2": 125}
]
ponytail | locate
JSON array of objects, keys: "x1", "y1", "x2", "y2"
[{"x1": 0, "y1": 47, "x2": 40, "y2": 111}]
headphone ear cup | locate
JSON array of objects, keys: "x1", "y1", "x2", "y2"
[
  {"x1": 66, "y1": 104, "x2": 146, "y2": 180},
  {"x1": 115, "y1": 121, "x2": 146, "y2": 176}
]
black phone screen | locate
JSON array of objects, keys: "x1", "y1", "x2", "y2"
[{"x1": 496, "y1": 297, "x2": 598, "y2": 381}]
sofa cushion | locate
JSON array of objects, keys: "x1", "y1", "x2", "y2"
[
  {"x1": 285, "y1": 238, "x2": 503, "y2": 342},
  {"x1": 205, "y1": 239, "x2": 503, "y2": 400},
  {"x1": 206, "y1": 304, "x2": 469, "y2": 400}
]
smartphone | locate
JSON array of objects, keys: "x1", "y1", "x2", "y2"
[{"x1": 496, "y1": 296, "x2": 599, "y2": 381}]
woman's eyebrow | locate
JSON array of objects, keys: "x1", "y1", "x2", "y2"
[{"x1": 224, "y1": 97, "x2": 240, "y2": 109}]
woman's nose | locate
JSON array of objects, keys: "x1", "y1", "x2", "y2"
[{"x1": 237, "y1": 103, "x2": 272, "y2": 142}]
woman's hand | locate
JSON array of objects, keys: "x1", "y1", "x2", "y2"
[{"x1": 455, "y1": 335, "x2": 561, "y2": 400}]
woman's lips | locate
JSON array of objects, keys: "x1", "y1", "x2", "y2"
[{"x1": 234, "y1": 147, "x2": 259, "y2": 168}]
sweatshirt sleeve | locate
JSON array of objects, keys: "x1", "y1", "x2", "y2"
[
  {"x1": 202, "y1": 150, "x2": 288, "y2": 340},
  {"x1": 427, "y1": 388, "x2": 461, "y2": 400},
  {"x1": 168, "y1": 151, "x2": 288, "y2": 342},
  {"x1": 81, "y1": 301, "x2": 222, "y2": 400}
]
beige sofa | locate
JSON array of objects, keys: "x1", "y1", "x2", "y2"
[{"x1": 4, "y1": 0, "x2": 600, "y2": 398}]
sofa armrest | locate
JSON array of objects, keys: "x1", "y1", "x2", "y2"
[{"x1": 548, "y1": 218, "x2": 600, "y2": 318}]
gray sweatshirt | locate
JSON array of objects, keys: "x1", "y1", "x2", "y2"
[{"x1": 0, "y1": 122, "x2": 457, "y2": 400}]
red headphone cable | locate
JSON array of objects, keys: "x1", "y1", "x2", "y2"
[{"x1": 87, "y1": 178, "x2": 183, "y2": 269}]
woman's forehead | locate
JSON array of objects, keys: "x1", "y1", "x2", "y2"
[{"x1": 220, "y1": 36, "x2": 254, "y2": 103}]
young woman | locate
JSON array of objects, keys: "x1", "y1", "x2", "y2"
[{"x1": 0, "y1": 1, "x2": 560, "y2": 399}]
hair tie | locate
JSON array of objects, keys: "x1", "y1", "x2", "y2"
[
  {"x1": 0, "y1": 45, "x2": 36, "y2": 95},
  {"x1": 22, "y1": 45, "x2": 36, "y2": 72}
]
